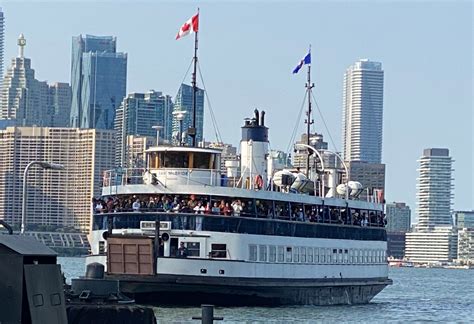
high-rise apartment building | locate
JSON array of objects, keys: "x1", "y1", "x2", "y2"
[
  {"x1": 0, "y1": 127, "x2": 115, "y2": 232},
  {"x1": 342, "y1": 59, "x2": 384, "y2": 163},
  {"x1": 172, "y1": 83, "x2": 204, "y2": 145},
  {"x1": 457, "y1": 228, "x2": 474, "y2": 265},
  {"x1": 0, "y1": 8, "x2": 4, "y2": 89},
  {"x1": 386, "y1": 202, "x2": 411, "y2": 233},
  {"x1": 0, "y1": 34, "x2": 49, "y2": 126},
  {"x1": 405, "y1": 148, "x2": 457, "y2": 263},
  {"x1": 70, "y1": 35, "x2": 127, "y2": 129},
  {"x1": 114, "y1": 90, "x2": 173, "y2": 166},
  {"x1": 415, "y1": 148, "x2": 454, "y2": 231}
]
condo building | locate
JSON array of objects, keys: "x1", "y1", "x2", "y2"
[
  {"x1": 342, "y1": 59, "x2": 384, "y2": 164},
  {"x1": 114, "y1": 91, "x2": 173, "y2": 167},
  {"x1": 405, "y1": 148, "x2": 457, "y2": 263},
  {"x1": 0, "y1": 127, "x2": 114, "y2": 232}
]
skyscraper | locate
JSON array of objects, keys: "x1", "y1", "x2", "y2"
[
  {"x1": 386, "y1": 202, "x2": 411, "y2": 233},
  {"x1": 172, "y1": 83, "x2": 204, "y2": 145},
  {"x1": 415, "y1": 148, "x2": 454, "y2": 230},
  {"x1": 0, "y1": 34, "x2": 49, "y2": 126},
  {"x1": 0, "y1": 8, "x2": 4, "y2": 89},
  {"x1": 114, "y1": 90, "x2": 173, "y2": 166},
  {"x1": 405, "y1": 148, "x2": 457, "y2": 263},
  {"x1": 48, "y1": 82, "x2": 72, "y2": 127},
  {"x1": 70, "y1": 35, "x2": 127, "y2": 129},
  {"x1": 342, "y1": 59, "x2": 384, "y2": 163}
]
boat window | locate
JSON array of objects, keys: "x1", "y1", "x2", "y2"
[
  {"x1": 338, "y1": 249, "x2": 343, "y2": 263},
  {"x1": 307, "y1": 247, "x2": 313, "y2": 263},
  {"x1": 249, "y1": 245, "x2": 257, "y2": 261},
  {"x1": 240, "y1": 198, "x2": 256, "y2": 217},
  {"x1": 286, "y1": 247, "x2": 292, "y2": 262},
  {"x1": 149, "y1": 152, "x2": 159, "y2": 169},
  {"x1": 275, "y1": 201, "x2": 290, "y2": 220},
  {"x1": 269, "y1": 246, "x2": 276, "y2": 262},
  {"x1": 192, "y1": 152, "x2": 210, "y2": 169},
  {"x1": 210, "y1": 244, "x2": 227, "y2": 258},
  {"x1": 256, "y1": 199, "x2": 273, "y2": 219},
  {"x1": 277, "y1": 246, "x2": 284, "y2": 262},
  {"x1": 186, "y1": 242, "x2": 201, "y2": 257},
  {"x1": 98, "y1": 241, "x2": 105, "y2": 254},
  {"x1": 314, "y1": 248, "x2": 319, "y2": 263},
  {"x1": 320, "y1": 249, "x2": 325, "y2": 263},
  {"x1": 293, "y1": 247, "x2": 299, "y2": 262},
  {"x1": 259, "y1": 245, "x2": 267, "y2": 262},
  {"x1": 300, "y1": 247, "x2": 306, "y2": 263},
  {"x1": 349, "y1": 249, "x2": 353, "y2": 263},
  {"x1": 344, "y1": 249, "x2": 349, "y2": 263},
  {"x1": 161, "y1": 152, "x2": 188, "y2": 168},
  {"x1": 290, "y1": 202, "x2": 305, "y2": 222}
]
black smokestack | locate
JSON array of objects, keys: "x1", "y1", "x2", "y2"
[
  {"x1": 254, "y1": 109, "x2": 259, "y2": 126},
  {"x1": 260, "y1": 110, "x2": 265, "y2": 126}
]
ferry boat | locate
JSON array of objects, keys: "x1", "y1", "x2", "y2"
[{"x1": 86, "y1": 108, "x2": 392, "y2": 306}]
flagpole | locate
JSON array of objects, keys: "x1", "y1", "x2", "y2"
[
  {"x1": 191, "y1": 8, "x2": 199, "y2": 147},
  {"x1": 305, "y1": 45, "x2": 314, "y2": 177}
]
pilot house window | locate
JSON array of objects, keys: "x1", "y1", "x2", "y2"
[{"x1": 210, "y1": 244, "x2": 227, "y2": 258}]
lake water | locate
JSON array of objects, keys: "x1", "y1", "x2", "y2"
[{"x1": 59, "y1": 257, "x2": 474, "y2": 323}]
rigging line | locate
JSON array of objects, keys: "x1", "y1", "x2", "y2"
[
  {"x1": 175, "y1": 59, "x2": 194, "y2": 98},
  {"x1": 285, "y1": 91, "x2": 307, "y2": 160},
  {"x1": 197, "y1": 62, "x2": 223, "y2": 143},
  {"x1": 311, "y1": 91, "x2": 339, "y2": 153}
]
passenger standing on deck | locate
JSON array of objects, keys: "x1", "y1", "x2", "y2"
[
  {"x1": 132, "y1": 199, "x2": 141, "y2": 212},
  {"x1": 194, "y1": 201, "x2": 205, "y2": 230},
  {"x1": 232, "y1": 200, "x2": 242, "y2": 216}
]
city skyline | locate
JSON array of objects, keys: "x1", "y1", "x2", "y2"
[{"x1": 0, "y1": 2, "x2": 471, "y2": 214}]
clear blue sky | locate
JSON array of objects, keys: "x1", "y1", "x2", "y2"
[{"x1": 2, "y1": 1, "x2": 472, "y2": 221}]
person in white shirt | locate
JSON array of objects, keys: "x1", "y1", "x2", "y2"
[
  {"x1": 132, "y1": 199, "x2": 141, "y2": 212},
  {"x1": 193, "y1": 202, "x2": 205, "y2": 230}
]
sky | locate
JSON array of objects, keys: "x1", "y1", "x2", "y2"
[{"x1": 1, "y1": 1, "x2": 472, "y2": 222}]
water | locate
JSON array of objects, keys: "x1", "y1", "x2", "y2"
[{"x1": 59, "y1": 257, "x2": 474, "y2": 322}]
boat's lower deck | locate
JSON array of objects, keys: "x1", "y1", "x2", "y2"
[{"x1": 106, "y1": 273, "x2": 392, "y2": 306}]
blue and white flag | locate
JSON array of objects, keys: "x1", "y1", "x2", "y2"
[{"x1": 292, "y1": 52, "x2": 311, "y2": 74}]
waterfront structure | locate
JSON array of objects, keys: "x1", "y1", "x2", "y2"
[
  {"x1": 0, "y1": 126, "x2": 115, "y2": 232},
  {"x1": 454, "y1": 210, "x2": 474, "y2": 229},
  {"x1": 415, "y1": 148, "x2": 454, "y2": 231},
  {"x1": 172, "y1": 83, "x2": 204, "y2": 145},
  {"x1": 342, "y1": 59, "x2": 384, "y2": 164},
  {"x1": 0, "y1": 8, "x2": 4, "y2": 89},
  {"x1": 387, "y1": 232, "x2": 406, "y2": 259},
  {"x1": 70, "y1": 34, "x2": 127, "y2": 129},
  {"x1": 405, "y1": 227, "x2": 458, "y2": 263},
  {"x1": 345, "y1": 161, "x2": 385, "y2": 202},
  {"x1": 386, "y1": 202, "x2": 411, "y2": 233},
  {"x1": 114, "y1": 91, "x2": 173, "y2": 166},
  {"x1": 457, "y1": 228, "x2": 474, "y2": 265},
  {"x1": 48, "y1": 82, "x2": 72, "y2": 127},
  {"x1": 0, "y1": 34, "x2": 49, "y2": 126},
  {"x1": 206, "y1": 142, "x2": 238, "y2": 174},
  {"x1": 405, "y1": 148, "x2": 456, "y2": 263}
]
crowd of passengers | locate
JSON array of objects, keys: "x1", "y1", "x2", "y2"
[{"x1": 92, "y1": 194, "x2": 386, "y2": 227}]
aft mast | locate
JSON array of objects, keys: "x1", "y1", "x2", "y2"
[{"x1": 190, "y1": 8, "x2": 200, "y2": 147}]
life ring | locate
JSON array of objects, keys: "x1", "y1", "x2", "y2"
[{"x1": 254, "y1": 175, "x2": 264, "y2": 189}]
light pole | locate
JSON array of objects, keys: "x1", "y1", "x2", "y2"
[
  {"x1": 294, "y1": 143, "x2": 326, "y2": 197},
  {"x1": 21, "y1": 161, "x2": 65, "y2": 234},
  {"x1": 152, "y1": 125, "x2": 164, "y2": 146}
]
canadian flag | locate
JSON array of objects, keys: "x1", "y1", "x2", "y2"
[{"x1": 176, "y1": 13, "x2": 199, "y2": 40}]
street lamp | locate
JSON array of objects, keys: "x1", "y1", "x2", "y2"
[
  {"x1": 152, "y1": 125, "x2": 164, "y2": 146},
  {"x1": 294, "y1": 143, "x2": 326, "y2": 197},
  {"x1": 21, "y1": 161, "x2": 65, "y2": 234}
]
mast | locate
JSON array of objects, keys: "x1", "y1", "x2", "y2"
[
  {"x1": 305, "y1": 46, "x2": 314, "y2": 177},
  {"x1": 190, "y1": 8, "x2": 199, "y2": 147}
]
